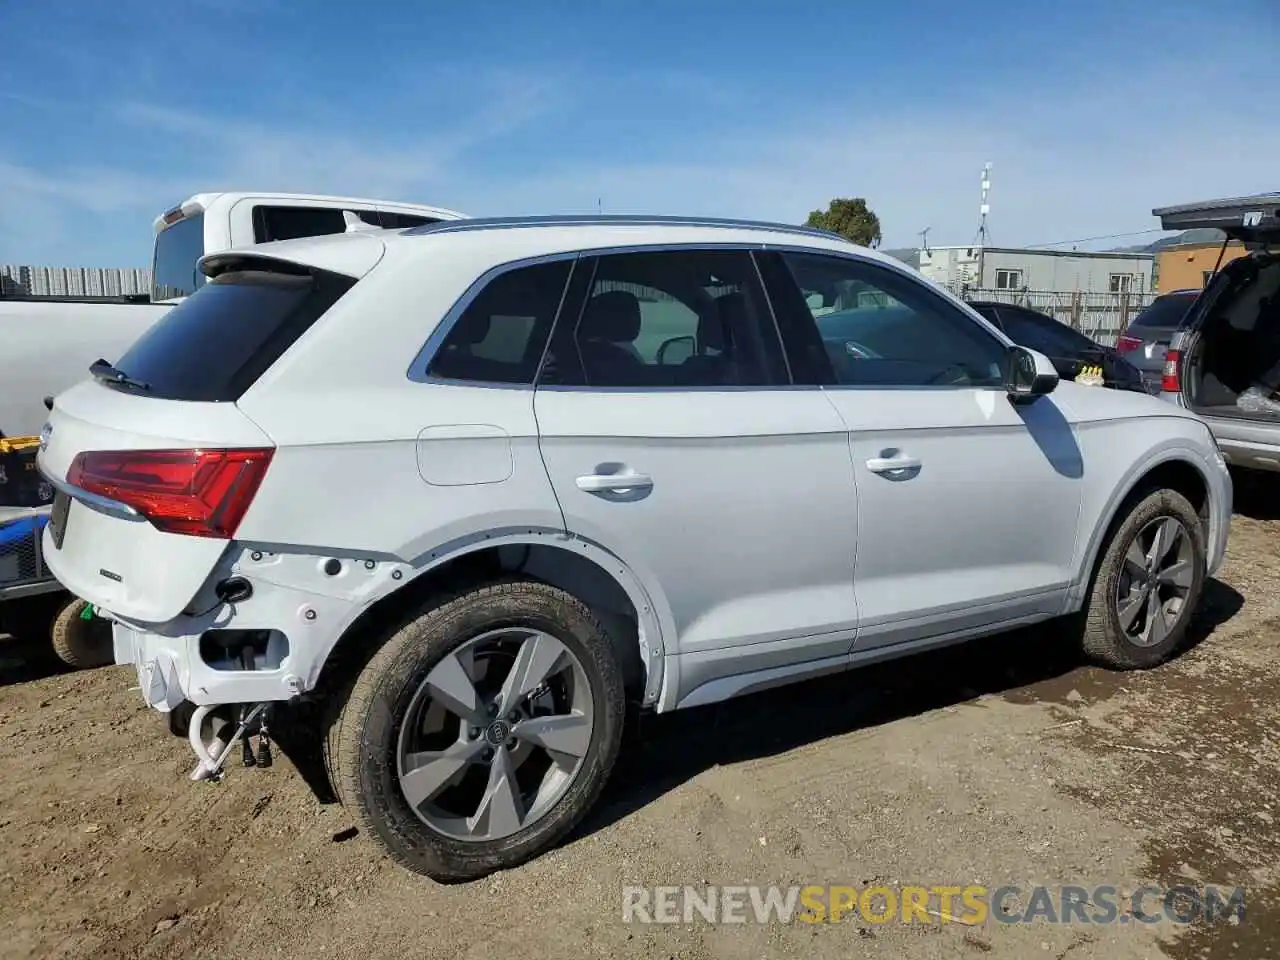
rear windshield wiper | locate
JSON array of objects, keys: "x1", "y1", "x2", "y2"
[{"x1": 90, "y1": 358, "x2": 151, "y2": 391}]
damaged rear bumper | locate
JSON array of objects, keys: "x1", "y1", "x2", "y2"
[{"x1": 113, "y1": 620, "x2": 307, "y2": 711}]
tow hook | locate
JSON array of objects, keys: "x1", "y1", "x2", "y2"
[{"x1": 188, "y1": 702, "x2": 274, "y2": 782}]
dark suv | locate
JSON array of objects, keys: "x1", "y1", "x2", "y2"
[{"x1": 968, "y1": 301, "x2": 1145, "y2": 392}]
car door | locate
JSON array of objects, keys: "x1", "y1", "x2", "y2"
[
  {"x1": 760, "y1": 250, "x2": 1084, "y2": 652},
  {"x1": 533, "y1": 247, "x2": 860, "y2": 694}
]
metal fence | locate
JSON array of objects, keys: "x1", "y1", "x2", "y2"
[{"x1": 948, "y1": 286, "x2": 1156, "y2": 347}]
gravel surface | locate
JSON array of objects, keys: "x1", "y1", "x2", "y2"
[{"x1": 1, "y1": 478, "x2": 1277, "y2": 960}]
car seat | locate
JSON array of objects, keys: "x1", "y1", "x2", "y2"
[{"x1": 578, "y1": 291, "x2": 647, "y2": 385}]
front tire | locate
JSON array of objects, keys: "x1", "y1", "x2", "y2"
[
  {"x1": 325, "y1": 579, "x2": 625, "y2": 882},
  {"x1": 1081, "y1": 487, "x2": 1206, "y2": 669}
]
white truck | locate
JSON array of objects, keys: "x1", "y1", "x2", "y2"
[
  {"x1": 0, "y1": 192, "x2": 467, "y2": 658},
  {"x1": 1, "y1": 192, "x2": 468, "y2": 439}
]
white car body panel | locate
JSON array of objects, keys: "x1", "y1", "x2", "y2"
[
  {"x1": 823, "y1": 383, "x2": 1084, "y2": 648},
  {"x1": 37, "y1": 218, "x2": 1233, "y2": 719},
  {"x1": 534, "y1": 389, "x2": 860, "y2": 690}
]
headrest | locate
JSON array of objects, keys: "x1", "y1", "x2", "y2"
[
  {"x1": 450, "y1": 310, "x2": 492, "y2": 345},
  {"x1": 700, "y1": 292, "x2": 746, "y2": 352},
  {"x1": 580, "y1": 291, "x2": 642, "y2": 342}
]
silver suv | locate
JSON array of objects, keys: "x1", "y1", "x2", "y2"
[
  {"x1": 39, "y1": 215, "x2": 1231, "y2": 880},
  {"x1": 1155, "y1": 194, "x2": 1280, "y2": 474}
]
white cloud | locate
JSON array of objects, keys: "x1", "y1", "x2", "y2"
[
  {"x1": 3, "y1": 54, "x2": 1277, "y2": 265},
  {"x1": 444, "y1": 74, "x2": 1280, "y2": 250}
]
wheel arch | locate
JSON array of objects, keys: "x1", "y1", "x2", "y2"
[
  {"x1": 310, "y1": 530, "x2": 672, "y2": 708},
  {"x1": 1067, "y1": 446, "x2": 1214, "y2": 610}
]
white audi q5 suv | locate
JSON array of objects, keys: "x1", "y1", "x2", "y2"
[{"x1": 38, "y1": 214, "x2": 1232, "y2": 881}]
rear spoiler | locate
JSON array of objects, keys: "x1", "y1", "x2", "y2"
[{"x1": 1153, "y1": 193, "x2": 1280, "y2": 244}]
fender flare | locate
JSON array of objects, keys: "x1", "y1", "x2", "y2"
[
  {"x1": 313, "y1": 526, "x2": 676, "y2": 708},
  {"x1": 1065, "y1": 441, "x2": 1217, "y2": 609}
]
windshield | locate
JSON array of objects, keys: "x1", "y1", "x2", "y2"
[
  {"x1": 151, "y1": 213, "x2": 206, "y2": 301},
  {"x1": 1129, "y1": 293, "x2": 1196, "y2": 329}
]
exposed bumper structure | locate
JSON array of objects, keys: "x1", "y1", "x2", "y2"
[{"x1": 112, "y1": 619, "x2": 307, "y2": 711}]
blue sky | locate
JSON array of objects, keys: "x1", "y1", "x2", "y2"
[{"x1": 1, "y1": 0, "x2": 1276, "y2": 267}]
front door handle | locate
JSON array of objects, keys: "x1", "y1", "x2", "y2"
[
  {"x1": 865, "y1": 455, "x2": 922, "y2": 475},
  {"x1": 575, "y1": 472, "x2": 654, "y2": 493}
]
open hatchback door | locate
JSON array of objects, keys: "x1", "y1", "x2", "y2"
[
  {"x1": 1155, "y1": 193, "x2": 1280, "y2": 473},
  {"x1": 1154, "y1": 193, "x2": 1280, "y2": 246}
]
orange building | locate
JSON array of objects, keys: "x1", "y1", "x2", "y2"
[{"x1": 1155, "y1": 240, "x2": 1248, "y2": 292}]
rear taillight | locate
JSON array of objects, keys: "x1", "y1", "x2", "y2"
[
  {"x1": 67, "y1": 447, "x2": 273, "y2": 538},
  {"x1": 1116, "y1": 335, "x2": 1143, "y2": 354},
  {"x1": 1161, "y1": 349, "x2": 1182, "y2": 393}
]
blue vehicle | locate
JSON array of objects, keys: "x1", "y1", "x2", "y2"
[{"x1": 0, "y1": 509, "x2": 57, "y2": 602}]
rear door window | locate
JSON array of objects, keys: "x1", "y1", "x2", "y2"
[
  {"x1": 107, "y1": 265, "x2": 355, "y2": 402},
  {"x1": 542, "y1": 249, "x2": 789, "y2": 388},
  {"x1": 151, "y1": 213, "x2": 206, "y2": 300}
]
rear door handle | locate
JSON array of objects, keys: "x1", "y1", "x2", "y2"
[
  {"x1": 865, "y1": 455, "x2": 921, "y2": 475},
  {"x1": 575, "y1": 472, "x2": 654, "y2": 493}
]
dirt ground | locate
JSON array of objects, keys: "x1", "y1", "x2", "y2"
[{"x1": 1, "y1": 476, "x2": 1278, "y2": 960}]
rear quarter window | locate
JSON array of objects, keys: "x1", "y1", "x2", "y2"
[
  {"x1": 108, "y1": 265, "x2": 355, "y2": 402},
  {"x1": 425, "y1": 260, "x2": 572, "y2": 384}
]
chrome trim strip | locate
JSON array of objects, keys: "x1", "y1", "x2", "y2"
[
  {"x1": 37, "y1": 455, "x2": 145, "y2": 522},
  {"x1": 403, "y1": 214, "x2": 846, "y2": 243}
]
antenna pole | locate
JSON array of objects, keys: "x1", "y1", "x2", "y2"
[{"x1": 976, "y1": 162, "x2": 992, "y2": 247}]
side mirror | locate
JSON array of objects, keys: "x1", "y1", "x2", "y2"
[{"x1": 1005, "y1": 346, "x2": 1059, "y2": 404}]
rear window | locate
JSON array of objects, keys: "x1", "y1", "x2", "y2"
[
  {"x1": 251, "y1": 205, "x2": 444, "y2": 243},
  {"x1": 151, "y1": 213, "x2": 206, "y2": 301},
  {"x1": 1129, "y1": 293, "x2": 1196, "y2": 329},
  {"x1": 253, "y1": 206, "x2": 347, "y2": 243},
  {"x1": 108, "y1": 265, "x2": 355, "y2": 402}
]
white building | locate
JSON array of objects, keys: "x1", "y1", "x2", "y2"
[
  {"x1": 917, "y1": 246, "x2": 1155, "y2": 294},
  {"x1": 0, "y1": 264, "x2": 150, "y2": 298}
]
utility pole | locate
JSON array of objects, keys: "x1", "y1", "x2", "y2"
[
  {"x1": 975, "y1": 161, "x2": 992, "y2": 247},
  {"x1": 918, "y1": 227, "x2": 931, "y2": 254}
]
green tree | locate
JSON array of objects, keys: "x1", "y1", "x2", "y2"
[{"x1": 804, "y1": 198, "x2": 882, "y2": 247}]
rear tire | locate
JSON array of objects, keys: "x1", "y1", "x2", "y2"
[
  {"x1": 324, "y1": 579, "x2": 625, "y2": 882},
  {"x1": 50, "y1": 598, "x2": 114, "y2": 669},
  {"x1": 1081, "y1": 487, "x2": 1206, "y2": 670}
]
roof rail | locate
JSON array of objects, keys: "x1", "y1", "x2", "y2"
[{"x1": 403, "y1": 213, "x2": 848, "y2": 243}]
